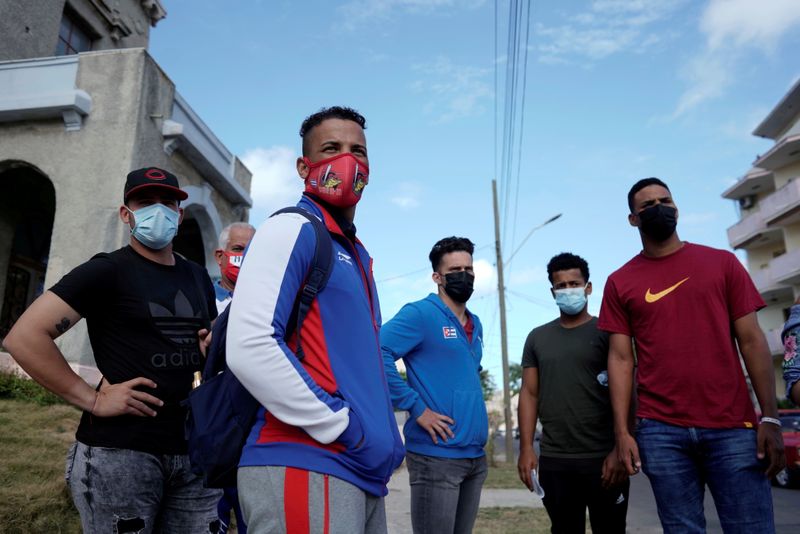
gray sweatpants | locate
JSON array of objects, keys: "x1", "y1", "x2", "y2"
[{"x1": 238, "y1": 466, "x2": 387, "y2": 534}]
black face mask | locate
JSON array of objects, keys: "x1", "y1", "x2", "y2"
[
  {"x1": 442, "y1": 271, "x2": 475, "y2": 303},
  {"x1": 637, "y1": 204, "x2": 677, "y2": 242}
]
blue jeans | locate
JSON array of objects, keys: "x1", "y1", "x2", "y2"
[
  {"x1": 636, "y1": 418, "x2": 774, "y2": 534},
  {"x1": 66, "y1": 441, "x2": 222, "y2": 533},
  {"x1": 406, "y1": 452, "x2": 488, "y2": 534}
]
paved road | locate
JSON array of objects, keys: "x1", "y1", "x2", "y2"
[
  {"x1": 625, "y1": 471, "x2": 800, "y2": 534},
  {"x1": 386, "y1": 444, "x2": 800, "y2": 533}
]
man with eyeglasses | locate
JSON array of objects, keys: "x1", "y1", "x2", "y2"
[
  {"x1": 381, "y1": 236, "x2": 488, "y2": 534},
  {"x1": 517, "y1": 252, "x2": 628, "y2": 534}
]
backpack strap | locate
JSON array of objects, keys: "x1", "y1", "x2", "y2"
[
  {"x1": 204, "y1": 304, "x2": 230, "y2": 380},
  {"x1": 186, "y1": 260, "x2": 211, "y2": 327},
  {"x1": 271, "y1": 207, "x2": 334, "y2": 360}
]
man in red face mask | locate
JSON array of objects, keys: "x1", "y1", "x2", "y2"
[
  {"x1": 227, "y1": 106, "x2": 405, "y2": 533},
  {"x1": 213, "y1": 222, "x2": 255, "y2": 313}
]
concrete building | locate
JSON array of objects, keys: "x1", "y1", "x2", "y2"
[
  {"x1": 723, "y1": 78, "x2": 800, "y2": 398},
  {"x1": 0, "y1": 0, "x2": 253, "y2": 378}
]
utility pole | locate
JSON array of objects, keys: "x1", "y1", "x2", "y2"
[{"x1": 492, "y1": 179, "x2": 514, "y2": 464}]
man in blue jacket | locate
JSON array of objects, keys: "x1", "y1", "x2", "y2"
[
  {"x1": 228, "y1": 106, "x2": 405, "y2": 533},
  {"x1": 381, "y1": 236, "x2": 488, "y2": 534}
]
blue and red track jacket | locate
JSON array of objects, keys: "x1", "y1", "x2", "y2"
[{"x1": 227, "y1": 196, "x2": 405, "y2": 496}]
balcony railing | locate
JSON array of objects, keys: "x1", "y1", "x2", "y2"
[
  {"x1": 761, "y1": 178, "x2": 800, "y2": 225},
  {"x1": 0, "y1": 56, "x2": 91, "y2": 131},
  {"x1": 722, "y1": 168, "x2": 774, "y2": 200},
  {"x1": 749, "y1": 264, "x2": 793, "y2": 303},
  {"x1": 771, "y1": 247, "x2": 800, "y2": 285},
  {"x1": 754, "y1": 134, "x2": 800, "y2": 171},
  {"x1": 727, "y1": 209, "x2": 767, "y2": 249},
  {"x1": 162, "y1": 92, "x2": 252, "y2": 207}
]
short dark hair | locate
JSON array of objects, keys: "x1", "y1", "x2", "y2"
[
  {"x1": 299, "y1": 106, "x2": 367, "y2": 156},
  {"x1": 547, "y1": 253, "x2": 589, "y2": 284},
  {"x1": 429, "y1": 236, "x2": 475, "y2": 271},
  {"x1": 627, "y1": 177, "x2": 670, "y2": 212}
]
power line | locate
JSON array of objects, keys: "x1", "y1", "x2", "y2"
[
  {"x1": 506, "y1": 288, "x2": 552, "y2": 309},
  {"x1": 509, "y1": 0, "x2": 533, "y2": 256},
  {"x1": 496, "y1": 0, "x2": 534, "y2": 257},
  {"x1": 374, "y1": 244, "x2": 493, "y2": 283}
]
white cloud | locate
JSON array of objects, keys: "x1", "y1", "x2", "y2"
[
  {"x1": 242, "y1": 146, "x2": 303, "y2": 221},
  {"x1": 702, "y1": 0, "x2": 800, "y2": 52},
  {"x1": 390, "y1": 181, "x2": 423, "y2": 209},
  {"x1": 410, "y1": 56, "x2": 493, "y2": 122},
  {"x1": 671, "y1": 0, "x2": 800, "y2": 118},
  {"x1": 391, "y1": 196, "x2": 419, "y2": 209},
  {"x1": 473, "y1": 258, "x2": 497, "y2": 297},
  {"x1": 670, "y1": 51, "x2": 730, "y2": 119},
  {"x1": 535, "y1": 0, "x2": 685, "y2": 64}
]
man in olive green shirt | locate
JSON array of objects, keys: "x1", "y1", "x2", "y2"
[{"x1": 517, "y1": 253, "x2": 628, "y2": 534}]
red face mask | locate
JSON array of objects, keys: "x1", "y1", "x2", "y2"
[
  {"x1": 222, "y1": 252, "x2": 243, "y2": 284},
  {"x1": 303, "y1": 152, "x2": 369, "y2": 208}
]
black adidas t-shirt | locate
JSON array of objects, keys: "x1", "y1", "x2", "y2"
[{"x1": 50, "y1": 246, "x2": 217, "y2": 454}]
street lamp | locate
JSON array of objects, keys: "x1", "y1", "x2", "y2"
[{"x1": 492, "y1": 179, "x2": 562, "y2": 464}]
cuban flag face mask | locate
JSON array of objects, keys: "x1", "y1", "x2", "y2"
[{"x1": 303, "y1": 152, "x2": 369, "y2": 208}]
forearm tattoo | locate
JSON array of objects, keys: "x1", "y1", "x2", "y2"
[{"x1": 55, "y1": 317, "x2": 71, "y2": 334}]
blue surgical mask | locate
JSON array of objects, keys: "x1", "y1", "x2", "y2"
[
  {"x1": 127, "y1": 203, "x2": 179, "y2": 250},
  {"x1": 554, "y1": 285, "x2": 588, "y2": 315}
]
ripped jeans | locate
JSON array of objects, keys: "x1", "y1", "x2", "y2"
[{"x1": 66, "y1": 441, "x2": 222, "y2": 533}]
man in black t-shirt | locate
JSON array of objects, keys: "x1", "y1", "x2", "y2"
[
  {"x1": 516, "y1": 253, "x2": 629, "y2": 534},
  {"x1": 4, "y1": 167, "x2": 221, "y2": 533}
]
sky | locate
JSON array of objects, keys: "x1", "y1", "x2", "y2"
[{"x1": 149, "y1": 0, "x2": 800, "y2": 387}]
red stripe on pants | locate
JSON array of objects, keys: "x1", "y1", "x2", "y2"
[{"x1": 284, "y1": 467, "x2": 310, "y2": 534}]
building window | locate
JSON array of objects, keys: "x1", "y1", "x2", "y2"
[{"x1": 55, "y1": 12, "x2": 92, "y2": 55}]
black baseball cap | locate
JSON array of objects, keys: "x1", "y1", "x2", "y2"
[{"x1": 124, "y1": 167, "x2": 188, "y2": 201}]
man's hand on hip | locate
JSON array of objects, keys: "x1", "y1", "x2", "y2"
[
  {"x1": 93, "y1": 377, "x2": 163, "y2": 417},
  {"x1": 416, "y1": 407, "x2": 454, "y2": 444}
]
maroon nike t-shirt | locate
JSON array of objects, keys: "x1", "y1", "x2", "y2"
[{"x1": 598, "y1": 242, "x2": 764, "y2": 429}]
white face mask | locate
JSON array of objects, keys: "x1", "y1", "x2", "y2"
[
  {"x1": 553, "y1": 284, "x2": 588, "y2": 315},
  {"x1": 127, "y1": 203, "x2": 179, "y2": 250}
]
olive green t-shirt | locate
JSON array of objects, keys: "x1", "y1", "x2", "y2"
[{"x1": 521, "y1": 317, "x2": 614, "y2": 459}]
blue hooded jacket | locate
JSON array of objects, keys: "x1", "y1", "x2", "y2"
[{"x1": 381, "y1": 293, "x2": 488, "y2": 459}]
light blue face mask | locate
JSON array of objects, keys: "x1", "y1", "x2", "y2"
[
  {"x1": 553, "y1": 285, "x2": 588, "y2": 315},
  {"x1": 127, "y1": 203, "x2": 179, "y2": 250}
]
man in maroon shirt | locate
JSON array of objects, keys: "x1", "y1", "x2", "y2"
[{"x1": 599, "y1": 177, "x2": 784, "y2": 533}]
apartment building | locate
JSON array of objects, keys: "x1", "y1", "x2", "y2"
[
  {"x1": 723, "y1": 78, "x2": 800, "y2": 398},
  {"x1": 0, "y1": 1, "x2": 252, "y2": 378}
]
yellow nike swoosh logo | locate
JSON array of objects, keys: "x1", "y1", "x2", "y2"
[{"x1": 645, "y1": 277, "x2": 690, "y2": 303}]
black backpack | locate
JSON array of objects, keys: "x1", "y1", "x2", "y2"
[{"x1": 183, "y1": 207, "x2": 333, "y2": 488}]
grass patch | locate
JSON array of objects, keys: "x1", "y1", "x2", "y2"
[
  {"x1": 474, "y1": 507, "x2": 552, "y2": 533},
  {"x1": 0, "y1": 372, "x2": 65, "y2": 405},
  {"x1": 0, "y1": 399, "x2": 81, "y2": 533},
  {"x1": 484, "y1": 462, "x2": 526, "y2": 489}
]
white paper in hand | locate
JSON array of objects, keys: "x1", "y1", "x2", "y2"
[{"x1": 530, "y1": 468, "x2": 545, "y2": 498}]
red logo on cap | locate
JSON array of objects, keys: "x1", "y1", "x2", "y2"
[{"x1": 145, "y1": 169, "x2": 166, "y2": 180}]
